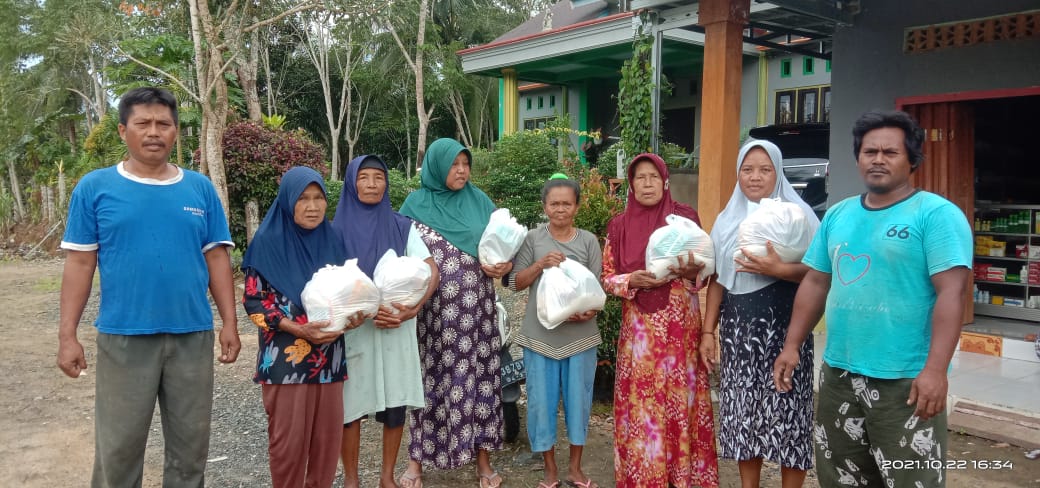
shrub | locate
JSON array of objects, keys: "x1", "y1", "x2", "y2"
[
  {"x1": 469, "y1": 147, "x2": 493, "y2": 183},
  {"x1": 221, "y1": 122, "x2": 327, "y2": 248},
  {"x1": 79, "y1": 112, "x2": 125, "y2": 177},
  {"x1": 480, "y1": 131, "x2": 561, "y2": 228},
  {"x1": 387, "y1": 168, "x2": 420, "y2": 210},
  {"x1": 324, "y1": 179, "x2": 343, "y2": 221},
  {"x1": 561, "y1": 161, "x2": 626, "y2": 375}
]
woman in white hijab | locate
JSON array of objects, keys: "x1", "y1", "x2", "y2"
[{"x1": 700, "y1": 139, "x2": 820, "y2": 488}]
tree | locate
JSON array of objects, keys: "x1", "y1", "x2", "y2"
[
  {"x1": 295, "y1": 10, "x2": 370, "y2": 180},
  {"x1": 382, "y1": 0, "x2": 434, "y2": 169}
]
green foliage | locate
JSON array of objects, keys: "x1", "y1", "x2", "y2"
[
  {"x1": 222, "y1": 122, "x2": 327, "y2": 249},
  {"x1": 479, "y1": 131, "x2": 561, "y2": 228},
  {"x1": 659, "y1": 141, "x2": 697, "y2": 170},
  {"x1": 324, "y1": 179, "x2": 343, "y2": 222},
  {"x1": 528, "y1": 113, "x2": 596, "y2": 162},
  {"x1": 559, "y1": 162, "x2": 625, "y2": 371},
  {"x1": 229, "y1": 248, "x2": 244, "y2": 277},
  {"x1": 387, "y1": 168, "x2": 420, "y2": 210},
  {"x1": 468, "y1": 146, "x2": 493, "y2": 183},
  {"x1": 262, "y1": 114, "x2": 288, "y2": 130},
  {"x1": 617, "y1": 15, "x2": 656, "y2": 159},
  {"x1": 567, "y1": 164, "x2": 624, "y2": 241},
  {"x1": 597, "y1": 295, "x2": 623, "y2": 374},
  {"x1": 80, "y1": 111, "x2": 125, "y2": 175}
]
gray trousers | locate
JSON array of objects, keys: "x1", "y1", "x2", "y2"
[{"x1": 93, "y1": 331, "x2": 215, "y2": 488}]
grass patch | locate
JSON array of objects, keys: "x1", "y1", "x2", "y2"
[
  {"x1": 34, "y1": 276, "x2": 62, "y2": 292},
  {"x1": 591, "y1": 400, "x2": 613, "y2": 417}
]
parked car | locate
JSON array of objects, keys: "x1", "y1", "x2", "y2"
[{"x1": 747, "y1": 123, "x2": 829, "y2": 219}]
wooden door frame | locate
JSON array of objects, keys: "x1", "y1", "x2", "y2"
[
  {"x1": 897, "y1": 86, "x2": 1040, "y2": 324},
  {"x1": 896, "y1": 86, "x2": 1040, "y2": 108}
]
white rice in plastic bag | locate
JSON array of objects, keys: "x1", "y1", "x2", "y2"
[
  {"x1": 645, "y1": 214, "x2": 715, "y2": 281},
  {"x1": 734, "y1": 198, "x2": 812, "y2": 263},
  {"x1": 537, "y1": 260, "x2": 607, "y2": 329},
  {"x1": 373, "y1": 248, "x2": 432, "y2": 311},
  {"x1": 300, "y1": 259, "x2": 381, "y2": 332},
  {"x1": 478, "y1": 208, "x2": 528, "y2": 265}
]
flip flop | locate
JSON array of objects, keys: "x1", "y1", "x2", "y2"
[
  {"x1": 478, "y1": 471, "x2": 502, "y2": 488},
  {"x1": 564, "y1": 478, "x2": 599, "y2": 488},
  {"x1": 537, "y1": 482, "x2": 559, "y2": 488},
  {"x1": 399, "y1": 472, "x2": 423, "y2": 488}
]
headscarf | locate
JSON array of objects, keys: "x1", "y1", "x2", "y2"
[
  {"x1": 710, "y1": 139, "x2": 821, "y2": 295},
  {"x1": 241, "y1": 166, "x2": 347, "y2": 309},
  {"x1": 607, "y1": 153, "x2": 700, "y2": 313},
  {"x1": 399, "y1": 138, "x2": 496, "y2": 257},
  {"x1": 332, "y1": 155, "x2": 413, "y2": 277}
]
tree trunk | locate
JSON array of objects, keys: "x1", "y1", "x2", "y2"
[
  {"x1": 6, "y1": 159, "x2": 25, "y2": 222},
  {"x1": 204, "y1": 62, "x2": 231, "y2": 219},
  {"x1": 261, "y1": 32, "x2": 275, "y2": 117},
  {"x1": 404, "y1": 93, "x2": 413, "y2": 178},
  {"x1": 413, "y1": 0, "x2": 432, "y2": 168},
  {"x1": 43, "y1": 186, "x2": 54, "y2": 224},
  {"x1": 188, "y1": 0, "x2": 232, "y2": 219},
  {"x1": 187, "y1": 0, "x2": 209, "y2": 176},
  {"x1": 245, "y1": 199, "x2": 259, "y2": 244},
  {"x1": 447, "y1": 90, "x2": 472, "y2": 147},
  {"x1": 345, "y1": 90, "x2": 371, "y2": 170},
  {"x1": 238, "y1": 21, "x2": 263, "y2": 122},
  {"x1": 57, "y1": 165, "x2": 66, "y2": 213}
]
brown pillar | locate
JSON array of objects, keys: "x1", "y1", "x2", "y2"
[{"x1": 697, "y1": 0, "x2": 749, "y2": 232}]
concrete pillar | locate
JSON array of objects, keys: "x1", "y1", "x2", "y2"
[
  {"x1": 502, "y1": 68, "x2": 518, "y2": 136},
  {"x1": 697, "y1": 0, "x2": 749, "y2": 232}
]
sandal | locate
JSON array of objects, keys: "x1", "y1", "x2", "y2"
[
  {"x1": 564, "y1": 478, "x2": 599, "y2": 488},
  {"x1": 538, "y1": 482, "x2": 559, "y2": 488},
  {"x1": 399, "y1": 472, "x2": 423, "y2": 488},
  {"x1": 478, "y1": 471, "x2": 503, "y2": 488}
]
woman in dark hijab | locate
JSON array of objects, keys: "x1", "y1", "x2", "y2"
[
  {"x1": 333, "y1": 155, "x2": 438, "y2": 488},
  {"x1": 601, "y1": 154, "x2": 719, "y2": 488},
  {"x1": 397, "y1": 138, "x2": 511, "y2": 488},
  {"x1": 241, "y1": 166, "x2": 363, "y2": 487}
]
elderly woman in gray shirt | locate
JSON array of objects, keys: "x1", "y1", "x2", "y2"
[{"x1": 509, "y1": 175, "x2": 603, "y2": 488}]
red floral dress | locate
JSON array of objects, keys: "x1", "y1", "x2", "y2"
[{"x1": 601, "y1": 238, "x2": 719, "y2": 488}]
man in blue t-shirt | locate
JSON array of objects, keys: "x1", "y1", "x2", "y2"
[
  {"x1": 57, "y1": 87, "x2": 240, "y2": 487},
  {"x1": 773, "y1": 110, "x2": 972, "y2": 487}
]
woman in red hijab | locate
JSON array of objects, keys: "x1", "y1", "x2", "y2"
[{"x1": 602, "y1": 154, "x2": 719, "y2": 488}]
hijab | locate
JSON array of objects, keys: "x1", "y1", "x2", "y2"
[
  {"x1": 332, "y1": 155, "x2": 413, "y2": 277},
  {"x1": 607, "y1": 153, "x2": 700, "y2": 313},
  {"x1": 710, "y1": 139, "x2": 821, "y2": 295},
  {"x1": 240, "y1": 166, "x2": 347, "y2": 309},
  {"x1": 399, "y1": 138, "x2": 496, "y2": 257}
]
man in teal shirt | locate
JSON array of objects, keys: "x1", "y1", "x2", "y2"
[{"x1": 773, "y1": 110, "x2": 972, "y2": 487}]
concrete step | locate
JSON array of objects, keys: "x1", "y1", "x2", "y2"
[{"x1": 947, "y1": 400, "x2": 1040, "y2": 450}]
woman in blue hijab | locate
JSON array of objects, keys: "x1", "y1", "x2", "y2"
[
  {"x1": 241, "y1": 166, "x2": 364, "y2": 487},
  {"x1": 333, "y1": 155, "x2": 439, "y2": 488}
]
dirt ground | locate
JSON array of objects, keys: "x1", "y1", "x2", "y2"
[{"x1": 0, "y1": 257, "x2": 1038, "y2": 487}]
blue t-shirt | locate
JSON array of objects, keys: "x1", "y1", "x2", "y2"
[
  {"x1": 61, "y1": 163, "x2": 234, "y2": 335},
  {"x1": 802, "y1": 190, "x2": 972, "y2": 379}
]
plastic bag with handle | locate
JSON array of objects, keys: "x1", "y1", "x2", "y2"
[
  {"x1": 734, "y1": 198, "x2": 813, "y2": 263},
  {"x1": 645, "y1": 214, "x2": 715, "y2": 281},
  {"x1": 300, "y1": 259, "x2": 381, "y2": 332},
  {"x1": 373, "y1": 249, "x2": 432, "y2": 311},
  {"x1": 537, "y1": 259, "x2": 607, "y2": 329},
  {"x1": 478, "y1": 208, "x2": 528, "y2": 265}
]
